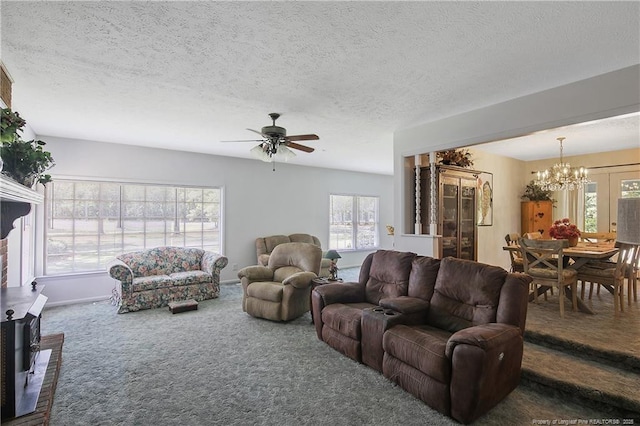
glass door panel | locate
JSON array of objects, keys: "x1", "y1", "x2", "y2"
[{"x1": 441, "y1": 178, "x2": 458, "y2": 258}]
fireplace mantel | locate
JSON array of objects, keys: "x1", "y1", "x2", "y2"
[{"x1": 0, "y1": 176, "x2": 44, "y2": 239}]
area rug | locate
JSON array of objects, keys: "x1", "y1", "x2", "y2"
[{"x1": 3, "y1": 333, "x2": 64, "y2": 426}]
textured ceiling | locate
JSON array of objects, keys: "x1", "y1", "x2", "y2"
[{"x1": 1, "y1": 1, "x2": 639, "y2": 175}]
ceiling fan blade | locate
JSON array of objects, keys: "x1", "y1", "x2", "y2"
[
  {"x1": 220, "y1": 139, "x2": 264, "y2": 143},
  {"x1": 286, "y1": 142, "x2": 315, "y2": 153},
  {"x1": 247, "y1": 128, "x2": 269, "y2": 138},
  {"x1": 285, "y1": 134, "x2": 319, "y2": 142}
]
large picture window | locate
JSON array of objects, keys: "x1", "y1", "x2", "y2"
[
  {"x1": 45, "y1": 180, "x2": 222, "y2": 275},
  {"x1": 329, "y1": 194, "x2": 379, "y2": 250}
]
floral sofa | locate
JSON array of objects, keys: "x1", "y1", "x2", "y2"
[{"x1": 108, "y1": 246, "x2": 228, "y2": 313}]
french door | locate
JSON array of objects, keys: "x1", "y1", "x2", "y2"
[{"x1": 584, "y1": 170, "x2": 640, "y2": 232}]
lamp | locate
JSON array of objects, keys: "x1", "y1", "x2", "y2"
[
  {"x1": 324, "y1": 250, "x2": 342, "y2": 280},
  {"x1": 617, "y1": 198, "x2": 640, "y2": 244},
  {"x1": 534, "y1": 137, "x2": 589, "y2": 191}
]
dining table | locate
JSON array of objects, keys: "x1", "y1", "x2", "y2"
[{"x1": 503, "y1": 242, "x2": 618, "y2": 314}]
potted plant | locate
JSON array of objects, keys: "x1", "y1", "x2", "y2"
[
  {"x1": 521, "y1": 181, "x2": 555, "y2": 203},
  {"x1": 437, "y1": 149, "x2": 473, "y2": 168},
  {"x1": 0, "y1": 107, "x2": 54, "y2": 187}
]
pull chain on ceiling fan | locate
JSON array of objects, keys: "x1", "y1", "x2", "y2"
[{"x1": 221, "y1": 113, "x2": 319, "y2": 170}]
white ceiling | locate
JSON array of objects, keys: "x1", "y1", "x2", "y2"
[{"x1": 1, "y1": 2, "x2": 639, "y2": 175}]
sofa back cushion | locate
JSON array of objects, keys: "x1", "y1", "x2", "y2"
[
  {"x1": 427, "y1": 257, "x2": 507, "y2": 333},
  {"x1": 118, "y1": 246, "x2": 204, "y2": 277},
  {"x1": 408, "y1": 256, "x2": 441, "y2": 301},
  {"x1": 364, "y1": 250, "x2": 416, "y2": 304}
]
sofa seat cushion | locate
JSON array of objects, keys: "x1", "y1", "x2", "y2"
[
  {"x1": 246, "y1": 281, "x2": 284, "y2": 303},
  {"x1": 321, "y1": 302, "x2": 376, "y2": 340},
  {"x1": 169, "y1": 270, "x2": 211, "y2": 286},
  {"x1": 132, "y1": 275, "x2": 173, "y2": 292},
  {"x1": 383, "y1": 324, "x2": 453, "y2": 384}
]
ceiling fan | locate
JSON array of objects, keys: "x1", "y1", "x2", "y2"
[{"x1": 222, "y1": 113, "x2": 319, "y2": 165}]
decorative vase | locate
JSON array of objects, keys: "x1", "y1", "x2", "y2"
[{"x1": 568, "y1": 236, "x2": 579, "y2": 247}]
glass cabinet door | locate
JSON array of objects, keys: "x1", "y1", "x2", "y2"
[
  {"x1": 441, "y1": 177, "x2": 459, "y2": 258},
  {"x1": 459, "y1": 178, "x2": 476, "y2": 260}
]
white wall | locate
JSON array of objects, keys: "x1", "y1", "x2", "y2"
[
  {"x1": 392, "y1": 65, "x2": 640, "y2": 266},
  {"x1": 32, "y1": 137, "x2": 393, "y2": 305}
]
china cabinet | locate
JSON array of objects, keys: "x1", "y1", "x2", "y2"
[{"x1": 418, "y1": 165, "x2": 478, "y2": 260}]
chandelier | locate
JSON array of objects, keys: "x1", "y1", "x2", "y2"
[{"x1": 534, "y1": 137, "x2": 589, "y2": 191}]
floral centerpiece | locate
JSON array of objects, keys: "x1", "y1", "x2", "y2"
[{"x1": 549, "y1": 218, "x2": 581, "y2": 246}]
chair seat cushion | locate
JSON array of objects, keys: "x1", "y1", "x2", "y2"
[
  {"x1": 169, "y1": 271, "x2": 211, "y2": 285},
  {"x1": 528, "y1": 267, "x2": 577, "y2": 279},
  {"x1": 132, "y1": 275, "x2": 173, "y2": 292},
  {"x1": 578, "y1": 266, "x2": 615, "y2": 277},
  {"x1": 382, "y1": 324, "x2": 453, "y2": 384},
  {"x1": 321, "y1": 302, "x2": 376, "y2": 340},
  {"x1": 246, "y1": 281, "x2": 284, "y2": 302}
]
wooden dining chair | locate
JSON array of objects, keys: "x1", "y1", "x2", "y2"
[
  {"x1": 577, "y1": 232, "x2": 617, "y2": 299},
  {"x1": 504, "y1": 233, "x2": 524, "y2": 273},
  {"x1": 575, "y1": 242, "x2": 638, "y2": 315},
  {"x1": 524, "y1": 232, "x2": 543, "y2": 240},
  {"x1": 579, "y1": 232, "x2": 617, "y2": 244},
  {"x1": 519, "y1": 238, "x2": 578, "y2": 318}
]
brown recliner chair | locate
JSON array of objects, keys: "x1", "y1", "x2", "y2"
[
  {"x1": 381, "y1": 257, "x2": 530, "y2": 424},
  {"x1": 255, "y1": 234, "x2": 332, "y2": 277},
  {"x1": 239, "y1": 242, "x2": 321, "y2": 321},
  {"x1": 311, "y1": 250, "x2": 418, "y2": 362}
]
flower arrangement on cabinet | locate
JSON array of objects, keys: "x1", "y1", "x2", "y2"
[
  {"x1": 0, "y1": 107, "x2": 54, "y2": 187},
  {"x1": 549, "y1": 218, "x2": 581, "y2": 240},
  {"x1": 437, "y1": 149, "x2": 474, "y2": 168}
]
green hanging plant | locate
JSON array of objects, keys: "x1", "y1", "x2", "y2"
[{"x1": 1, "y1": 107, "x2": 54, "y2": 187}]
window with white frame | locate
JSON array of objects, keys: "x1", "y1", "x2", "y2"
[
  {"x1": 329, "y1": 194, "x2": 379, "y2": 250},
  {"x1": 45, "y1": 180, "x2": 222, "y2": 275}
]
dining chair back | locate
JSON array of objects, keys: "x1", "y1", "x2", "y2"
[
  {"x1": 576, "y1": 242, "x2": 638, "y2": 315},
  {"x1": 519, "y1": 238, "x2": 578, "y2": 318},
  {"x1": 504, "y1": 233, "x2": 524, "y2": 273},
  {"x1": 580, "y1": 232, "x2": 617, "y2": 245},
  {"x1": 524, "y1": 232, "x2": 543, "y2": 240}
]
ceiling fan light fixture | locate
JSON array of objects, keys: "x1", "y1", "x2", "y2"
[
  {"x1": 276, "y1": 145, "x2": 296, "y2": 162},
  {"x1": 250, "y1": 144, "x2": 271, "y2": 162}
]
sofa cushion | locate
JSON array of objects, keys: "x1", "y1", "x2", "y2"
[
  {"x1": 288, "y1": 233, "x2": 319, "y2": 246},
  {"x1": 383, "y1": 324, "x2": 453, "y2": 384},
  {"x1": 408, "y1": 256, "x2": 441, "y2": 300},
  {"x1": 132, "y1": 275, "x2": 173, "y2": 292},
  {"x1": 321, "y1": 302, "x2": 375, "y2": 340},
  {"x1": 169, "y1": 270, "x2": 211, "y2": 286},
  {"x1": 427, "y1": 257, "x2": 507, "y2": 333},
  {"x1": 246, "y1": 281, "x2": 284, "y2": 303},
  {"x1": 365, "y1": 250, "x2": 416, "y2": 304}
]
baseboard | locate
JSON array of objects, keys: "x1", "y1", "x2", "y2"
[{"x1": 45, "y1": 295, "x2": 111, "y2": 308}]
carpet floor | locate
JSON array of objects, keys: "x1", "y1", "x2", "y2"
[{"x1": 38, "y1": 271, "x2": 617, "y2": 426}]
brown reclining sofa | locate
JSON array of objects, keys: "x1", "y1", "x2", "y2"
[{"x1": 311, "y1": 249, "x2": 531, "y2": 424}]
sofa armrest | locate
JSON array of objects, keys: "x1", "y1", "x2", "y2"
[
  {"x1": 108, "y1": 260, "x2": 134, "y2": 298},
  {"x1": 313, "y1": 281, "x2": 366, "y2": 306},
  {"x1": 445, "y1": 323, "x2": 524, "y2": 424},
  {"x1": 379, "y1": 296, "x2": 430, "y2": 314},
  {"x1": 282, "y1": 271, "x2": 317, "y2": 289},
  {"x1": 201, "y1": 251, "x2": 229, "y2": 275},
  {"x1": 237, "y1": 265, "x2": 274, "y2": 282},
  {"x1": 446, "y1": 323, "x2": 522, "y2": 358}
]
